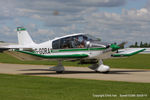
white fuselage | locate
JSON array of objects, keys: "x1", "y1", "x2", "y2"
[{"x1": 31, "y1": 40, "x2": 103, "y2": 59}]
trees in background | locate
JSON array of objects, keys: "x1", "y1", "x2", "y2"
[
  {"x1": 130, "y1": 41, "x2": 150, "y2": 48},
  {"x1": 0, "y1": 41, "x2": 5, "y2": 43}
]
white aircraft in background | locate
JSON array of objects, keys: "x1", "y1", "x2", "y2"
[{"x1": 0, "y1": 27, "x2": 145, "y2": 73}]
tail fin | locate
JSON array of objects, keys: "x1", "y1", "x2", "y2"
[{"x1": 17, "y1": 27, "x2": 35, "y2": 45}]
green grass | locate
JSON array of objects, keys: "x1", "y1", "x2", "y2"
[
  {"x1": 0, "y1": 53, "x2": 150, "y2": 69},
  {"x1": 0, "y1": 74, "x2": 149, "y2": 100},
  {"x1": 104, "y1": 54, "x2": 150, "y2": 69}
]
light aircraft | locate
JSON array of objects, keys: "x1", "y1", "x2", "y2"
[{"x1": 0, "y1": 27, "x2": 145, "y2": 73}]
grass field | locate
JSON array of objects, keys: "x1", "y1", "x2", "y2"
[
  {"x1": 0, "y1": 74, "x2": 149, "y2": 100},
  {"x1": 104, "y1": 54, "x2": 150, "y2": 69},
  {"x1": 0, "y1": 53, "x2": 150, "y2": 69},
  {"x1": 0, "y1": 53, "x2": 150, "y2": 100}
]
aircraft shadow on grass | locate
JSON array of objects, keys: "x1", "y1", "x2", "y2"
[{"x1": 19, "y1": 69, "x2": 149, "y2": 75}]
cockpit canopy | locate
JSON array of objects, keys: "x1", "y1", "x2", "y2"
[{"x1": 52, "y1": 34, "x2": 110, "y2": 49}]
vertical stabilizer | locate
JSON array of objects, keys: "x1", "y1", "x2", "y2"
[{"x1": 17, "y1": 27, "x2": 35, "y2": 45}]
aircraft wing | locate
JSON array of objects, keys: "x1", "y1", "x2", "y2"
[{"x1": 112, "y1": 48, "x2": 145, "y2": 57}]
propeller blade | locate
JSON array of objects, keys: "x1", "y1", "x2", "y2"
[{"x1": 118, "y1": 41, "x2": 128, "y2": 49}]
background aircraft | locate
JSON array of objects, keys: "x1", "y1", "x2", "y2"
[{"x1": 0, "y1": 27, "x2": 145, "y2": 73}]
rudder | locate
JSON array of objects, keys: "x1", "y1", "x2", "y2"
[{"x1": 17, "y1": 27, "x2": 35, "y2": 45}]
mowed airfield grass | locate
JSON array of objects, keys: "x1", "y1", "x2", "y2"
[
  {"x1": 0, "y1": 74, "x2": 149, "y2": 100},
  {"x1": 0, "y1": 53, "x2": 150, "y2": 69},
  {"x1": 0, "y1": 53, "x2": 150, "y2": 100}
]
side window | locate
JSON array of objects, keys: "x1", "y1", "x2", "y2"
[
  {"x1": 70, "y1": 35, "x2": 85, "y2": 48},
  {"x1": 52, "y1": 35, "x2": 86, "y2": 49},
  {"x1": 60, "y1": 37, "x2": 71, "y2": 49},
  {"x1": 52, "y1": 40, "x2": 60, "y2": 49}
]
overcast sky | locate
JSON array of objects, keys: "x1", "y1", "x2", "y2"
[{"x1": 0, "y1": 0, "x2": 149, "y2": 45}]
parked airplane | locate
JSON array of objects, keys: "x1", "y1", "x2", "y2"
[{"x1": 0, "y1": 27, "x2": 145, "y2": 73}]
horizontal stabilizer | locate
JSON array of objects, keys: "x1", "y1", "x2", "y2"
[{"x1": 1, "y1": 44, "x2": 33, "y2": 49}]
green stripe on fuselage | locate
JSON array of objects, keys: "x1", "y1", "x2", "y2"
[
  {"x1": 17, "y1": 50, "x2": 88, "y2": 58},
  {"x1": 51, "y1": 48, "x2": 106, "y2": 53},
  {"x1": 16, "y1": 47, "x2": 106, "y2": 59}
]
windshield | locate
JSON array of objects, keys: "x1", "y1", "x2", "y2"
[
  {"x1": 83, "y1": 34, "x2": 99, "y2": 41},
  {"x1": 52, "y1": 34, "x2": 103, "y2": 49}
]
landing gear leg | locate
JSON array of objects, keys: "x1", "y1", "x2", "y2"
[
  {"x1": 49, "y1": 60, "x2": 65, "y2": 73},
  {"x1": 88, "y1": 59, "x2": 110, "y2": 73}
]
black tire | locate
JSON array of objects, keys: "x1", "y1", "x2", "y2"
[
  {"x1": 95, "y1": 71, "x2": 110, "y2": 74},
  {"x1": 102, "y1": 71, "x2": 110, "y2": 74},
  {"x1": 56, "y1": 71, "x2": 64, "y2": 74}
]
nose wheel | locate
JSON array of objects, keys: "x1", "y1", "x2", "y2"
[{"x1": 88, "y1": 59, "x2": 110, "y2": 73}]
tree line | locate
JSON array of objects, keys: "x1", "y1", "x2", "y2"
[
  {"x1": 130, "y1": 42, "x2": 150, "y2": 48},
  {"x1": 0, "y1": 41, "x2": 5, "y2": 43}
]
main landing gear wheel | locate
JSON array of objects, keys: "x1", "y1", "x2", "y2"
[
  {"x1": 49, "y1": 60, "x2": 65, "y2": 74},
  {"x1": 56, "y1": 71, "x2": 64, "y2": 74}
]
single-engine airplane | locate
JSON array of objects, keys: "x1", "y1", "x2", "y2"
[{"x1": 0, "y1": 27, "x2": 145, "y2": 73}]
